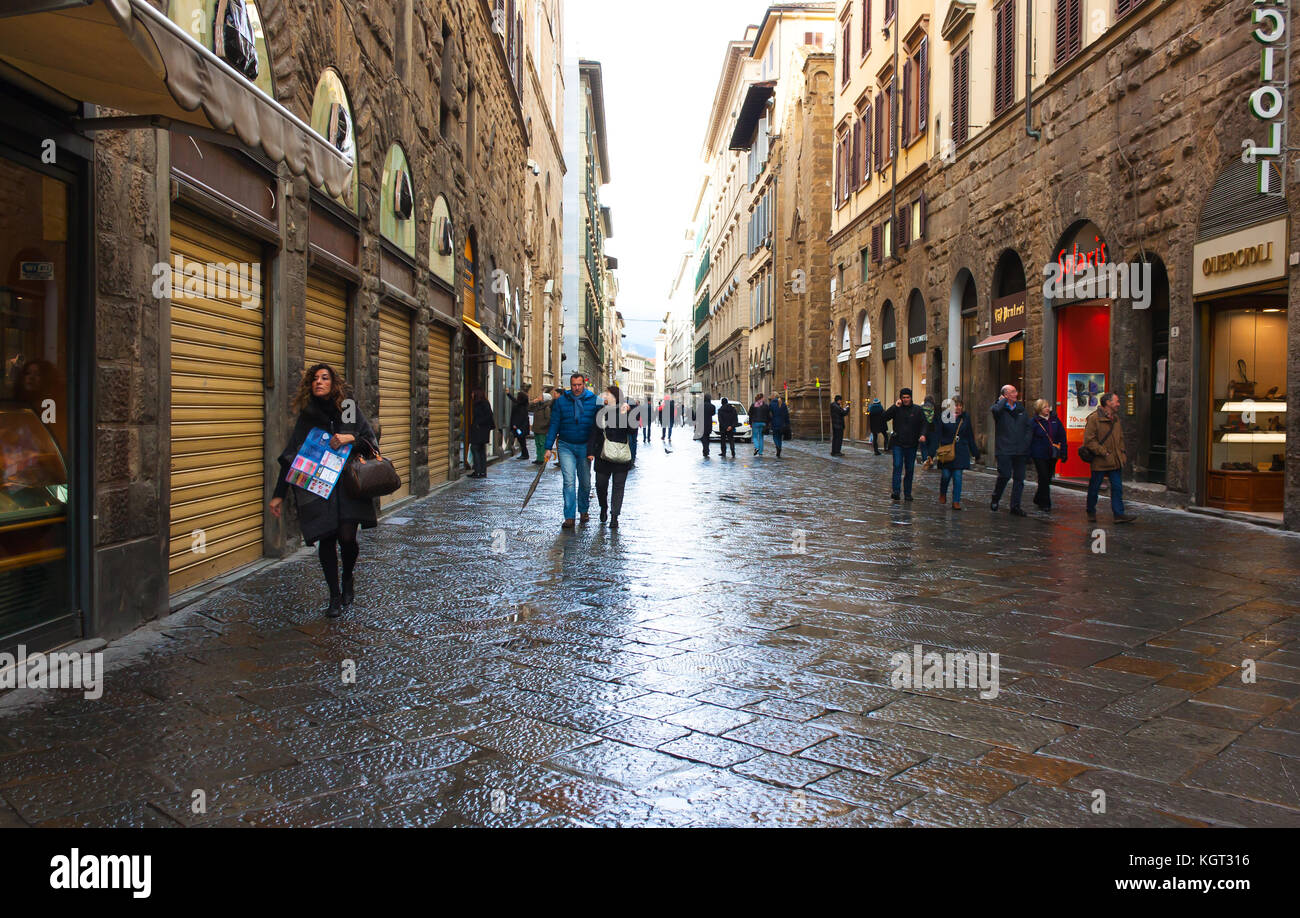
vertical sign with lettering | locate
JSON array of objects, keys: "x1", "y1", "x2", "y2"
[{"x1": 1246, "y1": 0, "x2": 1289, "y2": 194}]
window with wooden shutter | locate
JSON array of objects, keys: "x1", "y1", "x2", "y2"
[
  {"x1": 862, "y1": 103, "x2": 873, "y2": 184},
  {"x1": 874, "y1": 93, "x2": 884, "y2": 172},
  {"x1": 871, "y1": 222, "x2": 882, "y2": 262},
  {"x1": 885, "y1": 0, "x2": 896, "y2": 23},
  {"x1": 842, "y1": 20, "x2": 852, "y2": 84},
  {"x1": 899, "y1": 205, "x2": 909, "y2": 247},
  {"x1": 888, "y1": 80, "x2": 897, "y2": 160},
  {"x1": 901, "y1": 59, "x2": 912, "y2": 141},
  {"x1": 917, "y1": 192, "x2": 927, "y2": 239},
  {"x1": 852, "y1": 120, "x2": 862, "y2": 190},
  {"x1": 994, "y1": 0, "x2": 1015, "y2": 116},
  {"x1": 1115, "y1": 0, "x2": 1146, "y2": 20},
  {"x1": 1054, "y1": 0, "x2": 1082, "y2": 66},
  {"x1": 918, "y1": 36, "x2": 928, "y2": 135},
  {"x1": 863, "y1": 0, "x2": 871, "y2": 56},
  {"x1": 952, "y1": 44, "x2": 970, "y2": 146},
  {"x1": 834, "y1": 140, "x2": 843, "y2": 208}
]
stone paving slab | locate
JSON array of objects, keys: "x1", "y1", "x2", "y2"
[{"x1": 2, "y1": 438, "x2": 1300, "y2": 826}]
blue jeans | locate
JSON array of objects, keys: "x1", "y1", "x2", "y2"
[
  {"x1": 628, "y1": 435, "x2": 638, "y2": 463},
  {"x1": 752, "y1": 422, "x2": 766, "y2": 453},
  {"x1": 993, "y1": 455, "x2": 1027, "y2": 509},
  {"x1": 892, "y1": 445, "x2": 917, "y2": 496},
  {"x1": 941, "y1": 468, "x2": 964, "y2": 503},
  {"x1": 555, "y1": 440, "x2": 591, "y2": 519},
  {"x1": 1087, "y1": 468, "x2": 1125, "y2": 516}
]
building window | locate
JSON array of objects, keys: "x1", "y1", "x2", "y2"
[
  {"x1": 860, "y1": 246, "x2": 870, "y2": 283},
  {"x1": 842, "y1": 18, "x2": 852, "y2": 85},
  {"x1": 901, "y1": 35, "x2": 928, "y2": 145},
  {"x1": 1115, "y1": 0, "x2": 1149, "y2": 20},
  {"x1": 860, "y1": 102, "x2": 873, "y2": 183},
  {"x1": 993, "y1": 0, "x2": 1016, "y2": 116},
  {"x1": 883, "y1": 218, "x2": 893, "y2": 258},
  {"x1": 1054, "y1": 0, "x2": 1082, "y2": 66},
  {"x1": 861, "y1": 0, "x2": 871, "y2": 57},
  {"x1": 885, "y1": 0, "x2": 896, "y2": 24},
  {"x1": 952, "y1": 43, "x2": 970, "y2": 147}
]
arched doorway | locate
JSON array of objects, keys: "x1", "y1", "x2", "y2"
[
  {"x1": 855, "y1": 310, "x2": 871, "y2": 439},
  {"x1": 905, "y1": 290, "x2": 927, "y2": 402},
  {"x1": 461, "y1": 232, "x2": 481, "y2": 468},
  {"x1": 836, "y1": 317, "x2": 851, "y2": 419},
  {"x1": 880, "y1": 301, "x2": 897, "y2": 408},
  {"x1": 948, "y1": 268, "x2": 977, "y2": 401}
]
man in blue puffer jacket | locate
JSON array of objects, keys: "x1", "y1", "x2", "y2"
[{"x1": 544, "y1": 372, "x2": 601, "y2": 529}]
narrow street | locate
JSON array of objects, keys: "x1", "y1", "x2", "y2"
[{"x1": 3, "y1": 439, "x2": 1298, "y2": 828}]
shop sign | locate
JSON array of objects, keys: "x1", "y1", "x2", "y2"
[
  {"x1": 991, "y1": 291, "x2": 1027, "y2": 335},
  {"x1": 1192, "y1": 217, "x2": 1288, "y2": 295},
  {"x1": 1242, "y1": 0, "x2": 1289, "y2": 194},
  {"x1": 20, "y1": 261, "x2": 53, "y2": 281}
]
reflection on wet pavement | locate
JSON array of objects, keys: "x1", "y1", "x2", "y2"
[{"x1": 2, "y1": 438, "x2": 1299, "y2": 826}]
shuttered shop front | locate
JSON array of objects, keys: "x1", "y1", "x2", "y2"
[
  {"x1": 305, "y1": 272, "x2": 347, "y2": 373},
  {"x1": 428, "y1": 325, "x2": 452, "y2": 485},
  {"x1": 378, "y1": 305, "x2": 412, "y2": 504},
  {"x1": 168, "y1": 210, "x2": 265, "y2": 593}
]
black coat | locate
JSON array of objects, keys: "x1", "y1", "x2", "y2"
[
  {"x1": 991, "y1": 398, "x2": 1033, "y2": 457},
  {"x1": 938, "y1": 413, "x2": 980, "y2": 470},
  {"x1": 830, "y1": 402, "x2": 849, "y2": 429},
  {"x1": 509, "y1": 393, "x2": 530, "y2": 435},
  {"x1": 470, "y1": 397, "x2": 495, "y2": 445},
  {"x1": 883, "y1": 403, "x2": 927, "y2": 448},
  {"x1": 868, "y1": 403, "x2": 886, "y2": 434},
  {"x1": 717, "y1": 403, "x2": 739, "y2": 431},
  {"x1": 587, "y1": 408, "x2": 635, "y2": 474},
  {"x1": 274, "y1": 396, "x2": 378, "y2": 545},
  {"x1": 750, "y1": 402, "x2": 772, "y2": 425}
]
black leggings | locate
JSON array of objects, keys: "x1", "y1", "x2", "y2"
[
  {"x1": 318, "y1": 521, "x2": 359, "y2": 594},
  {"x1": 595, "y1": 467, "x2": 628, "y2": 518}
]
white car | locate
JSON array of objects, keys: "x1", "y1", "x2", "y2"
[{"x1": 710, "y1": 399, "x2": 752, "y2": 441}]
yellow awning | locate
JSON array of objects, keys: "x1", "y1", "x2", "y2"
[
  {"x1": 0, "y1": 0, "x2": 353, "y2": 197},
  {"x1": 464, "y1": 320, "x2": 512, "y2": 370}
]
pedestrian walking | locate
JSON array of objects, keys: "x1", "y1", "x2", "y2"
[
  {"x1": 530, "y1": 387, "x2": 555, "y2": 465},
  {"x1": 699, "y1": 394, "x2": 715, "y2": 458},
  {"x1": 589, "y1": 385, "x2": 635, "y2": 529},
  {"x1": 750, "y1": 394, "x2": 770, "y2": 456},
  {"x1": 1030, "y1": 399, "x2": 1068, "y2": 512},
  {"x1": 1083, "y1": 392, "x2": 1137, "y2": 523},
  {"x1": 269, "y1": 363, "x2": 378, "y2": 618},
  {"x1": 829, "y1": 394, "x2": 848, "y2": 455},
  {"x1": 509, "y1": 389, "x2": 531, "y2": 461},
  {"x1": 937, "y1": 398, "x2": 980, "y2": 510},
  {"x1": 868, "y1": 397, "x2": 886, "y2": 455},
  {"x1": 543, "y1": 372, "x2": 600, "y2": 529},
  {"x1": 920, "y1": 395, "x2": 940, "y2": 470},
  {"x1": 660, "y1": 396, "x2": 676, "y2": 441},
  {"x1": 625, "y1": 397, "x2": 640, "y2": 464},
  {"x1": 769, "y1": 396, "x2": 790, "y2": 457},
  {"x1": 716, "y1": 397, "x2": 739, "y2": 457},
  {"x1": 468, "y1": 388, "x2": 494, "y2": 478},
  {"x1": 990, "y1": 385, "x2": 1032, "y2": 516},
  {"x1": 643, "y1": 397, "x2": 653, "y2": 443},
  {"x1": 884, "y1": 388, "x2": 927, "y2": 501}
]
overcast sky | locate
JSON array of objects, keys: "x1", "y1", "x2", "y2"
[{"x1": 567, "y1": 0, "x2": 773, "y2": 359}]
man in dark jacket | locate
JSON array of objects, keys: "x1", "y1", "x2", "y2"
[
  {"x1": 883, "y1": 388, "x2": 927, "y2": 501},
  {"x1": 716, "y1": 398, "x2": 739, "y2": 458},
  {"x1": 697, "y1": 394, "x2": 716, "y2": 457},
  {"x1": 509, "y1": 390, "x2": 531, "y2": 460},
  {"x1": 868, "y1": 398, "x2": 886, "y2": 454},
  {"x1": 990, "y1": 384, "x2": 1033, "y2": 516},
  {"x1": 544, "y1": 373, "x2": 600, "y2": 529},
  {"x1": 829, "y1": 395, "x2": 848, "y2": 456},
  {"x1": 769, "y1": 396, "x2": 790, "y2": 457},
  {"x1": 660, "y1": 397, "x2": 676, "y2": 441}
]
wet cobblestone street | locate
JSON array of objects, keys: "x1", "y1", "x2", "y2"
[{"x1": 4, "y1": 437, "x2": 1300, "y2": 827}]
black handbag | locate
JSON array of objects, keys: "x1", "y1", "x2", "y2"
[
  {"x1": 1077, "y1": 421, "x2": 1112, "y2": 464},
  {"x1": 344, "y1": 438, "x2": 400, "y2": 499}
]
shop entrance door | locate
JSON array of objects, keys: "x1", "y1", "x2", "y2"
[{"x1": 0, "y1": 155, "x2": 77, "y2": 649}]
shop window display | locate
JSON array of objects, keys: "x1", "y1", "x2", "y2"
[{"x1": 1207, "y1": 305, "x2": 1286, "y2": 512}]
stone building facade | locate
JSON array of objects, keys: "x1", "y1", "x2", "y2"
[
  {"x1": 830, "y1": 0, "x2": 1300, "y2": 529},
  {"x1": 0, "y1": 0, "x2": 536, "y2": 654}
]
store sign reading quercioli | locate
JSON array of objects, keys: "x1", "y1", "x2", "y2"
[
  {"x1": 1243, "y1": 0, "x2": 1288, "y2": 194},
  {"x1": 1192, "y1": 218, "x2": 1288, "y2": 295}
]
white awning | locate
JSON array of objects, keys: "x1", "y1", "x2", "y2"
[{"x1": 0, "y1": 0, "x2": 353, "y2": 197}]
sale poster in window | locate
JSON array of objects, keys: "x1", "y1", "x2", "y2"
[
  {"x1": 1065, "y1": 373, "x2": 1106, "y2": 429},
  {"x1": 285, "y1": 428, "x2": 352, "y2": 499}
]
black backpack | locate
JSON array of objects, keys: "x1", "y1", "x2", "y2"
[{"x1": 215, "y1": 0, "x2": 260, "y2": 82}]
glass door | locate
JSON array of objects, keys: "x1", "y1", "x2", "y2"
[{"x1": 0, "y1": 156, "x2": 72, "y2": 642}]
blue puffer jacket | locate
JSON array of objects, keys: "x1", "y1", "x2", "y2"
[{"x1": 546, "y1": 388, "x2": 600, "y2": 448}]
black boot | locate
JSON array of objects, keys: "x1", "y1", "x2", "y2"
[
  {"x1": 610, "y1": 516, "x2": 619, "y2": 530},
  {"x1": 341, "y1": 575, "x2": 354, "y2": 608},
  {"x1": 326, "y1": 591, "x2": 343, "y2": 618},
  {"x1": 600, "y1": 506, "x2": 608, "y2": 523}
]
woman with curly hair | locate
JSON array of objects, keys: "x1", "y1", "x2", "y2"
[{"x1": 268, "y1": 363, "x2": 379, "y2": 618}]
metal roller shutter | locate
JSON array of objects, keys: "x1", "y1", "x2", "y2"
[
  {"x1": 427, "y1": 325, "x2": 452, "y2": 486},
  {"x1": 305, "y1": 272, "x2": 347, "y2": 374},
  {"x1": 378, "y1": 305, "x2": 412, "y2": 505},
  {"x1": 168, "y1": 209, "x2": 265, "y2": 593}
]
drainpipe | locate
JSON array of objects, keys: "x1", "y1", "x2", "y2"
[
  {"x1": 1026, "y1": 0, "x2": 1041, "y2": 139},
  {"x1": 889, "y1": 13, "x2": 900, "y2": 263}
]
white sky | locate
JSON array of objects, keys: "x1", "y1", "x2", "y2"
[{"x1": 567, "y1": 0, "x2": 773, "y2": 359}]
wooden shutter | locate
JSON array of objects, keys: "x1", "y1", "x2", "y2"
[
  {"x1": 427, "y1": 325, "x2": 452, "y2": 486},
  {"x1": 871, "y1": 222, "x2": 882, "y2": 262},
  {"x1": 842, "y1": 20, "x2": 852, "y2": 83},
  {"x1": 862, "y1": 103, "x2": 873, "y2": 183},
  {"x1": 852, "y1": 121, "x2": 862, "y2": 189},
  {"x1": 888, "y1": 81, "x2": 897, "y2": 159},
  {"x1": 863, "y1": 0, "x2": 871, "y2": 54},
  {"x1": 898, "y1": 205, "x2": 909, "y2": 247},
  {"x1": 953, "y1": 45, "x2": 970, "y2": 146},
  {"x1": 918, "y1": 37, "x2": 929, "y2": 133},
  {"x1": 874, "y1": 93, "x2": 884, "y2": 172},
  {"x1": 918, "y1": 192, "x2": 927, "y2": 239},
  {"x1": 901, "y1": 59, "x2": 912, "y2": 142},
  {"x1": 994, "y1": 0, "x2": 1015, "y2": 115},
  {"x1": 834, "y1": 139, "x2": 843, "y2": 206},
  {"x1": 1116, "y1": 0, "x2": 1137, "y2": 19}
]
